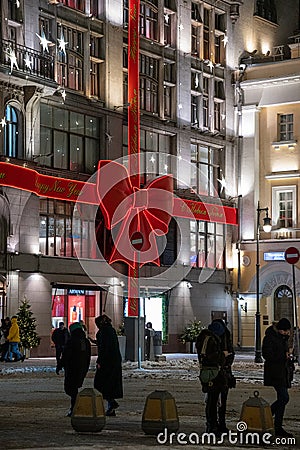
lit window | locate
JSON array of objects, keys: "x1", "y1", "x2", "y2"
[
  {"x1": 4, "y1": 104, "x2": 21, "y2": 158},
  {"x1": 190, "y1": 221, "x2": 224, "y2": 269},
  {"x1": 272, "y1": 186, "x2": 296, "y2": 229},
  {"x1": 278, "y1": 114, "x2": 293, "y2": 141}
]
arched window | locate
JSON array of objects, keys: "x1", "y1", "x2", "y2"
[
  {"x1": 274, "y1": 285, "x2": 293, "y2": 326},
  {"x1": 4, "y1": 104, "x2": 21, "y2": 158}
]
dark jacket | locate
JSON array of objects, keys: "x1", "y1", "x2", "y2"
[
  {"x1": 61, "y1": 328, "x2": 91, "y2": 396},
  {"x1": 262, "y1": 325, "x2": 291, "y2": 388},
  {"x1": 52, "y1": 327, "x2": 70, "y2": 348},
  {"x1": 94, "y1": 322, "x2": 123, "y2": 400},
  {"x1": 196, "y1": 329, "x2": 225, "y2": 368}
]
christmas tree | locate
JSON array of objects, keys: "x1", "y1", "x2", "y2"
[{"x1": 17, "y1": 297, "x2": 40, "y2": 349}]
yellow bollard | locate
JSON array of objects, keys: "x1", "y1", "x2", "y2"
[
  {"x1": 71, "y1": 388, "x2": 106, "y2": 432},
  {"x1": 142, "y1": 390, "x2": 179, "y2": 435},
  {"x1": 240, "y1": 390, "x2": 274, "y2": 434}
]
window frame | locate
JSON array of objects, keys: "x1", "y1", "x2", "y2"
[{"x1": 272, "y1": 185, "x2": 296, "y2": 229}]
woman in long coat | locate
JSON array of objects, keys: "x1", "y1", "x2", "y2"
[
  {"x1": 61, "y1": 322, "x2": 91, "y2": 416},
  {"x1": 93, "y1": 315, "x2": 123, "y2": 416}
]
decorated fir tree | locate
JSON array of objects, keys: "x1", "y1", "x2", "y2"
[{"x1": 17, "y1": 297, "x2": 40, "y2": 350}]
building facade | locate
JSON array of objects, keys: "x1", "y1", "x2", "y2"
[{"x1": 232, "y1": 1, "x2": 300, "y2": 349}]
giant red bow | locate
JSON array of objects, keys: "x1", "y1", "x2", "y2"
[{"x1": 97, "y1": 160, "x2": 173, "y2": 268}]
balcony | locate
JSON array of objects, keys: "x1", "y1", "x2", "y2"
[{"x1": 0, "y1": 39, "x2": 55, "y2": 82}]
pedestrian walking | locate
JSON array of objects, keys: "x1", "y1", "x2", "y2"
[
  {"x1": 93, "y1": 314, "x2": 123, "y2": 416},
  {"x1": 144, "y1": 321, "x2": 155, "y2": 361},
  {"x1": 196, "y1": 320, "x2": 227, "y2": 435},
  {"x1": 5, "y1": 316, "x2": 25, "y2": 362},
  {"x1": 0, "y1": 317, "x2": 11, "y2": 361},
  {"x1": 52, "y1": 322, "x2": 70, "y2": 374},
  {"x1": 262, "y1": 317, "x2": 294, "y2": 438},
  {"x1": 59, "y1": 322, "x2": 91, "y2": 417}
]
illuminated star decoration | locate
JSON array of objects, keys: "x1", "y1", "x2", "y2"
[
  {"x1": 61, "y1": 90, "x2": 66, "y2": 102},
  {"x1": 1, "y1": 117, "x2": 6, "y2": 127},
  {"x1": 178, "y1": 103, "x2": 183, "y2": 110},
  {"x1": 164, "y1": 13, "x2": 169, "y2": 23},
  {"x1": 5, "y1": 47, "x2": 19, "y2": 72},
  {"x1": 221, "y1": 113, "x2": 226, "y2": 121},
  {"x1": 57, "y1": 32, "x2": 68, "y2": 57},
  {"x1": 179, "y1": 24, "x2": 184, "y2": 31},
  {"x1": 207, "y1": 60, "x2": 214, "y2": 72},
  {"x1": 217, "y1": 175, "x2": 227, "y2": 193},
  {"x1": 150, "y1": 155, "x2": 155, "y2": 163},
  {"x1": 24, "y1": 54, "x2": 33, "y2": 71},
  {"x1": 105, "y1": 132, "x2": 113, "y2": 144},
  {"x1": 16, "y1": 0, "x2": 20, "y2": 7},
  {"x1": 36, "y1": 31, "x2": 52, "y2": 53},
  {"x1": 222, "y1": 35, "x2": 228, "y2": 47}
]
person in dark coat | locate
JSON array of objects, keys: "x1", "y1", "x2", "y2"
[
  {"x1": 213, "y1": 319, "x2": 235, "y2": 433},
  {"x1": 196, "y1": 321, "x2": 226, "y2": 435},
  {"x1": 0, "y1": 317, "x2": 11, "y2": 361},
  {"x1": 60, "y1": 322, "x2": 91, "y2": 417},
  {"x1": 93, "y1": 314, "x2": 123, "y2": 416},
  {"x1": 52, "y1": 322, "x2": 70, "y2": 374},
  {"x1": 262, "y1": 318, "x2": 294, "y2": 438}
]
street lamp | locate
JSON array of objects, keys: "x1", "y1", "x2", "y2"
[{"x1": 255, "y1": 201, "x2": 272, "y2": 363}]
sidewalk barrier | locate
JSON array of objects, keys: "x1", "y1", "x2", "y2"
[
  {"x1": 240, "y1": 390, "x2": 274, "y2": 434},
  {"x1": 71, "y1": 388, "x2": 106, "y2": 432},
  {"x1": 142, "y1": 389, "x2": 179, "y2": 435}
]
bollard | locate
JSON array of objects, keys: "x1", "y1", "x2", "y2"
[
  {"x1": 142, "y1": 390, "x2": 179, "y2": 435},
  {"x1": 71, "y1": 388, "x2": 106, "y2": 432},
  {"x1": 240, "y1": 390, "x2": 274, "y2": 434}
]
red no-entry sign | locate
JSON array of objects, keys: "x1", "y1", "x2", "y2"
[{"x1": 285, "y1": 247, "x2": 300, "y2": 265}]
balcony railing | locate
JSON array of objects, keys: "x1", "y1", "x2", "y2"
[{"x1": 0, "y1": 39, "x2": 55, "y2": 81}]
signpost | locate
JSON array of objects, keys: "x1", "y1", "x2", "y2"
[{"x1": 285, "y1": 247, "x2": 300, "y2": 362}]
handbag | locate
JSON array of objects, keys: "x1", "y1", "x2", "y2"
[{"x1": 199, "y1": 366, "x2": 220, "y2": 384}]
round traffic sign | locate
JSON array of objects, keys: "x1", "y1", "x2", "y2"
[{"x1": 285, "y1": 247, "x2": 300, "y2": 265}]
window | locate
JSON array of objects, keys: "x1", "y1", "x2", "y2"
[
  {"x1": 163, "y1": 11, "x2": 175, "y2": 47},
  {"x1": 123, "y1": 0, "x2": 158, "y2": 41},
  {"x1": 140, "y1": 54, "x2": 159, "y2": 114},
  {"x1": 57, "y1": 24, "x2": 83, "y2": 92},
  {"x1": 278, "y1": 114, "x2": 293, "y2": 141},
  {"x1": 39, "y1": 199, "x2": 95, "y2": 258},
  {"x1": 40, "y1": 104, "x2": 100, "y2": 174},
  {"x1": 190, "y1": 220, "x2": 224, "y2": 268},
  {"x1": 191, "y1": 95, "x2": 199, "y2": 127},
  {"x1": 3, "y1": 104, "x2": 21, "y2": 158},
  {"x1": 255, "y1": 0, "x2": 277, "y2": 24},
  {"x1": 61, "y1": 0, "x2": 85, "y2": 11},
  {"x1": 140, "y1": 1, "x2": 158, "y2": 40},
  {"x1": 123, "y1": 127, "x2": 172, "y2": 185},
  {"x1": 90, "y1": 35, "x2": 103, "y2": 98},
  {"x1": 164, "y1": 62, "x2": 175, "y2": 119},
  {"x1": 190, "y1": 143, "x2": 220, "y2": 197},
  {"x1": 8, "y1": 0, "x2": 23, "y2": 23},
  {"x1": 272, "y1": 186, "x2": 296, "y2": 229}
]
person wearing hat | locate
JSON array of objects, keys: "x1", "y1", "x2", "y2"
[
  {"x1": 262, "y1": 317, "x2": 294, "y2": 438},
  {"x1": 60, "y1": 322, "x2": 91, "y2": 416},
  {"x1": 196, "y1": 320, "x2": 226, "y2": 435},
  {"x1": 93, "y1": 314, "x2": 123, "y2": 416}
]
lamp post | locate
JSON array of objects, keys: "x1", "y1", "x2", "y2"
[{"x1": 255, "y1": 201, "x2": 272, "y2": 363}]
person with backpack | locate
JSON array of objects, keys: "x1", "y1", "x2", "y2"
[{"x1": 196, "y1": 320, "x2": 226, "y2": 435}]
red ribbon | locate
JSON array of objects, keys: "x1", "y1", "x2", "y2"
[{"x1": 96, "y1": 160, "x2": 173, "y2": 268}]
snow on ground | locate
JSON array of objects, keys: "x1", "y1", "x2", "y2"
[{"x1": 1, "y1": 355, "x2": 299, "y2": 386}]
